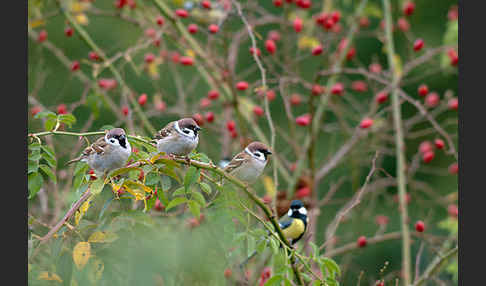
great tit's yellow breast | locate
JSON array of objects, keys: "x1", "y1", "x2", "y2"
[{"x1": 282, "y1": 219, "x2": 305, "y2": 240}]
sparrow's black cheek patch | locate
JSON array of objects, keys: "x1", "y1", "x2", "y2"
[{"x1": 119, "y1": 139, "x2": 127, "y2": 148}]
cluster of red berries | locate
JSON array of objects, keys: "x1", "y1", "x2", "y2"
[
  {"x1": 115, "y1": 0, "x2": 136, "y2": 9},
  {"x1": 418, "y1": 139, "x2": 445, "y2": 163},
  {"x1": 315, "y1": 10, "x2": 341, "y2": 31}
]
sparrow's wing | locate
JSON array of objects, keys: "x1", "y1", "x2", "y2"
[
  {"x1": 154, "y1": 122, "x2": 175, "y2": 140},
  {"x1": 66, "y1": 137, "x2": 108, "y2": 165},
  {"x1": 223, "y1": 152, "x2": 249, "y2": 173}
]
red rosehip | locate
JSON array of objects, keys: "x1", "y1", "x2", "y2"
[
  {"x1": 418, "y1": 84, "x2": 429, "y2": 97},
  {"x1": 236, "y1": 81, "x2": 249, "y2": 91},
  {"x1": 352, "y1": 81, "x2": 368, "y2": 92},
  {"x1": 71, "y1": 61, "x2": 80, "y2": 71},
  {"x1": 323, "y1": 18, "x2": 335, "y2": 30},
  {"x1": 273, "y1": 0, "x2": 283, "y2": 7},
  {"x1": 188, "y1": 24, "x2": 198, "y2": 34},
  {"x1": 315, "y1": 12, "x2": 328, "y2": 25},
  {"x1": 89, "y1": 169, "x2": 97, "y2": 181},
  {"x1": 171, "y1": 52, "x2": 180, "y2": 63},
  {"x1": 224, "y1": 268, "x2": 232, "y2": 278},
  {"x1": 192, "y1": 113, "x2": 204, "y2": 126},
  {"x1": 419, "y1": 141, "x2": 433, "y2": 154},
  {"x1": 261, "y1": 267, "x2": 272, "y2": 280},
  {"x1": 425, "y1": 92, "x2": 440, "y2": 108},
  {"x1": 331, "y1": 23, "x2": 342, "y2": 34},
  {"x1": 265, "y1": 90, "x2": 276, "y2": 101},
  {"x1": 448, "y1": 97, "x2": 458, "y2": 110},
  {"x1": 156, "y1": 16, "x2": 164, "y2": 26},
  {"x1": 38, "y1": 30, "x2": 48, "y2": 42},
  {"x1": 226, "y1": 120, "x2": 236, "y2": 132},
  {"x1": 208, "y1": 24, "x2": 219, "y2": 34},
  {"x1": 89, "y1": 51, "x2": 100, "y2": 61},
  {"x1": 154, "y1": 198, "x2": 165, "y2": 211},
  {"x1": 205, "y1": 111, "x2": 215, "y2": 123},
  {"x1": 448, "y1": 49, "x2": 458, "y2": 66},
  {"x1": 200, "y1": 97, "x2": 211, "y2": 108},
  {"x1": 145, "y1": 28, "x2": 156, "y2": 38},
  {"x1": 360, "y1": 118, "x2": 373, "y2": 129},
  {"x1": 175, "y1": 9, "x2": 189, "y2": 18},
  {"x1": 230, "y1": 130, "x2": 238, "y2": 138},
  {"x1": 293, "y1": 17, "x2": 303, "y2": 32},
  {"x1": 448, "y1": 5, "x2": 458, "y2": 21},
  {"x1": 127, "y1": 0, "x2": 136, "y2": 9},
  {"x1": 403, "y1": 1, "x2": 415, "y2": 16},
  {"x1": 122, "y1": 106, "x2": 129, "y2": 116},
  {"x1": 30, "y1": 106, "x2": 42, "y2": 116},
  {"x1": 188, "y1": 217, "x2": 200, "y2": 228},
  {"x1": 311, "y1": 84, "x2": 324, "y2": 96},
  {"x1": 296, "y1": 187, "x2": 311, "y2": 198},
  {"x1": 265, "y1": 39, "x2": 277, "y2": 54},
  {"x1": 346, "y1": 47, "x2": 356, "y2": 60},
  {"x1": 331, "y1": 83, "x2": 344, "y2": 95},
  {"x1": 434, "y1": 139, "x2": 445, "y2": 149},
  {"x1": 375, "y1": 215, "x2": 389, "y2": 226},
  {"x1": 201, "y1": 0, "x2": 211, "y2": 9},
  {"x1": 57, "y1": 104, "x2": 67, "y2": 115},
  {"x1": 448, "y1": 162, "x2": 458, "y2": 174},
  {"x1": 357, "y1": 236, "x2": 367, "y2": 247},
  {"x1": 415, "y1": 220, "x2": 425, "y2": 232},
  {"x1": 331, "y1": 11, "x2": 341, "y2": 23},
  {"x1": 153, "y1": 38, "x2": 160, "y2": 47},
  {"x1": 296, "y1": 114, "x2": 311, "y2": 126},
  {"x1": 312, "y1": 45, "x2": 323, "y2": 55},
  {"x1": 180, "y1": 57, "x2": 194, "y2": 66},
  {"x1": 359, "y1": 17, "x2": 370, "y2": 28},
  {"x1": 369, "y1": 63, "x2": 382, "y2": 74},
  {"x1": 290, "y1": 93, "x2": 302, "y2": 105},
  {"x1": 413, "y1": 39, "x2": 424, "y2": 51},
  {"x1": 296, "y1": 0, "x2": 311, "y2": 9},
  {"x1": 448, "y1": 204, "x2": 458, "y2": 218},
  {"x1": 249, "y1": 47, "x2": 261, "y2": 57},
  {"x1": 393, "y1": 193, "x2": 411, "y2": 204},
  {"x1": 207, "y1": 90, "x2": 220, "y2": 100},
  {"x1": 98, "y1": 78, "x2": 117, "y2": 90},
  {"x1": 156, "y1": 101, "x2": 166, "y2": 111},
  {"x1": 397, "y1": 17, "x2": 410, "y2": 32},
  {"x1": 64, "y1": 27, "x2": 73, "y2": 37},
  {"x1": 375, "y1": 92, "x2": 388, "y2": 104},
  {"x1": 253, "y1": 106, "x2": 264, "y2": 117},
  {"x1": 268, "y1": 30, "x2": 281, "y2": 42},
  {"x1": 138, "y1": 94, "x2": 147, "y2": 106},
  {"x1": 422, "y1": 151, "x2": 435, "y2": 163},
  {"x1": 144, "y1": 53, "x2": 155, "y2": 63}
]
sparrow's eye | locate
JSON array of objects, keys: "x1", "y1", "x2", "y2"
[{"x1": 110, "y1": 139, "x2": 116, "y2": 144}]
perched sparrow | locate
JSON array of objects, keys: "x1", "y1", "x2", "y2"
[
  {"x1": 279, "y1": 200, "x2": 309, "y2": 245},
  {"x1": 67, "y1": 128, "x2": 131, "y2": 176},
  {"x1": 224, "y1": 141, "x2": 272, "y2": 184},
  {"x1": 154, "y1": 118, "x2": 201, "y2": 156}
]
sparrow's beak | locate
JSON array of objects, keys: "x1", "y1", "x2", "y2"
[
  {"x1": 194, "y1": 126, "x2": 201, "y2": 132},
  {"x1": 264, "y1": 150, "x2": 272, "y2": 155}
]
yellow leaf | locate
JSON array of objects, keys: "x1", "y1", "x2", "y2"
[
  {"x1": 75, "y1": 13, "x2": 89, "y2": 25},
  {"x1": 150, "y1": 153, "x2": 162, "y2": 164},
  {"x1": 89, "y1": 258, "x2": 104, "y2": 282},
  {"x1": 393, "y1": 54, "x2": 402, "y2": 78},
  {"x1": 185, "y1": 49, "x2": 195, "y2": 58},
  {"x1": 73, "y1": 242, "x2": 91, "y2": 270},
  {"x1": 147, "y1": 62, "x2": 159, "y2": 79},
  {"x1": 262, "y1": 175, "x2": 276, "y2": 197},
  {"x1": 38, "y1": 271, "x2": 63, "y2": 283},
  {"x1": 70, "y1": 1, "x2": 91, "y2": 13},
  {"x1": 29, "y1": 19, "x2": 45, "y2": 28},
  {"x1": 75, "y1": 198, "x2": 92, "y2": 225},
  {"x1": 298, "y1": 36, "x2": 319, "y2": 50},
  {"x1": 88, "y1": 231, "x2": 119, "y2": 243}
]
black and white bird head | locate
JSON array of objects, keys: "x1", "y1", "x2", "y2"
[
  {"x1": 245, "y1": 141, "x2": 272, "y2": 162},
  {"x1": 287, "y1": 200, "x2": 307, "y2": 218},
  {"x1": 175, "y1": 118, "x2": 201, "y2": 139},
  {"x1": 105, "y1": 128, "x2": 129, "y2": 149}
]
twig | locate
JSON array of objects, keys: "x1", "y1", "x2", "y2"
[
  {"x1": 323, "y1": 231, "x2": 402, "y2": 257},
  {"x1": 413, "y1": 246, "x2": 458, "y2": 286}
]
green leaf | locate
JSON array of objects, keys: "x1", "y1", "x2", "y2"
[
  {"x1": 247, "y1": 235, "x2": 256, "y2": 256},
  {"x1": 29, "y1": 150, "x2": 41, "y2": 162},
  {"x1": 44, "y1": 117, "x2": 57, "y2": 132},
  {"x1": 256, "y1": 239, "x2": 267, "y2": 254},
  {"x1": 34, "y1": 110, "x2": 56, "y2": 120},
  {"x1": 321, "y1": 257, "x2": 341, "y2": 277},
  {"x1": 39, "y1": 164, "x2": 57, "y2": 184},
  {"x1": 363, "y1": 2, "x2": 382, "y2": 18},
  {"x1": 264, "y1": 275, "x2": 283, "y2": 286},
  {"x1": 165, "y1": 197, "x2": 188, "y2": 211},
  {"x1": 199, "y1": 182, "x2": 212, "y2": 195},
  {"x1": 145, "y1": 172, "x2": 160, "y2": 186},
  {"x1": 99, "y1": 125, "x2": 115, "y2": 131},
  {"x1": 90, "y1": 178, "x2": 106, "y2": 195},
  {"x1": 28, "y1": 142, "x2": 41, "y2": 151},
  {"x1": 107, "y1": 166, "x2": 140, "y2": 178},
  {"x1": 184, "y1": 166, "x2": 199, "y2": 191},
  {"x1": 160, "y1": 175, "x2": 172, "y2": 191},
  {"x1": 191, "y1": 191, "x2": 206, "y2": 207},
  {"x1": 74, "y1": 162, "x2": 89, "y2": 177},
  {"x1": 269, "y1": 237, "x2": 279, "y2": 254},
  {"x1": 187, "y1": 200, "x2": 200, "y2": 218},
  {"x1": 57, "y1": 114, "x2": 76, "y2": 127},
  {"x1": 98, "y1": 196, "x2": 113, "y2": 219},
  {"x1": 172, "y1": 187, "x2": 187, "y2": 197},
  {"x1": 157, "y1": 188, "x2": 169, "y2": 207},
  {"x1": 160, "y1": 166, "x2": 180, "y2": 183},
  {"x1": 28, "y1": 172, "x2": 44, "y2": 199},
  {"x1": 146, "y1": 194, "x2": 157, "y2": 212},
  {"x1": 28, "y1": 160, "x2": 39, "y2": 174},
  {"x1": 41, "y1": 152, "x2": 56, "y2": 168}
]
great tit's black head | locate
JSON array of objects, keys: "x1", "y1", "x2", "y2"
[
  {"x1": 288, "y1": 200, "x2": 307, "y2": 218},
  {"x1": 246, "y1": 141, "x2": 272, "y2": 161},
  {"x1": 178, "y1": 118, "x2": 201, "y2": 137},
  {"x1": 106, "y1": 128, "x2": 128, "y2": 149}
]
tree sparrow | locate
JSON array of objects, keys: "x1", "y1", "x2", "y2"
[
  {"x1": 67, "y1": 128, "x2": 131, "y2": 176},
  {"x1": 224, "y1": 141, "x2": 272, "y2": 184},
  {"x1": 154, "y1": 118, "x2": 201, "y2": 156}
]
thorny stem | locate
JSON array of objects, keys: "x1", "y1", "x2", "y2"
[{"x1": 382, "y1": 0, "x2": 412, "y2": 284}]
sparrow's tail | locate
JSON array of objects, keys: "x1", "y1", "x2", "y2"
[{"x1": 65, "y1": 156, "x2": 82, "y2": 166}]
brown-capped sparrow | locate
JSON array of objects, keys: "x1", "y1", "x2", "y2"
[
  {"x1": 223, "y1": 141, "x2": 272, "y2": 184},
  {"x1": 154, "y1": 118, "x2": 201, "y2": 156}
]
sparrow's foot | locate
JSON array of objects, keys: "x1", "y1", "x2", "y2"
[{"x1": 184, "y1": 155, "x2": 191, "y2": 165}]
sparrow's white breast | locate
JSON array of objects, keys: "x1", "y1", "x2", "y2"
[{"x1": 230, "y1": 157, "x2": 267, "y2": 183}]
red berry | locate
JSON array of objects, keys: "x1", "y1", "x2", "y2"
[
  {"x1": 200, "y1": 98, "x2": 211, "y2": 109},
  {"x1": 207, "y1": 90, "x2": 220, "y2": 100},
  {"x1": 448, "y1": 5, "x2": 458, "y2": 21},
  {"x1": 224, "y1": 268, "x2": 232, "y2": 278},
  {"x1": 180, "y1": 57, "x2": 194, "y2": 66},
  {"x1": 122, "y1": 106, "x2": 129, "y2": 116},
  {"x1": 156, "y1": 16, "x2": 164, "y2": 26},
  {"x1": 419, "y1": 141, "x2": 433, "y2": 154},
  {"x1": 265, "y1": 90, "x2": 276, "y2": 101},
  {"x1": 415, "y1": 220, "x2": 425, "y2": 232},
  {"x1": 422, "y1": 151, "x2": 435, "y2": 163},
  {"x1": 293, "y1": 17, "x2": 303, "y2": 32},
  {"x1": 273, "y1": 0, "x2": 283, "y2": 7},
  {"x1": 236, "y1": 81, "x2": 249, "y2": 91},
  {"x1": 156, "y1": 101, "x2": 166, "y2": 111},
  {"x1": 434, "y1": 139, "x2": 445, "y2": 149},
  {"x1": 448, "y1": 204, "x2": 458, "y2": 218},
  {"x1": 323, "y1": 18, "x2": 335, "y2": 30},
  {"x1": 346, "y1": 47, "x2": 356, "y2": 60},
  {"x1": 296, "y1": 114, "x2": 311, "y2": 126},
  {"x1": 138, "y1": 94, "x2": 147, "y2": 106},
  {"x1": 261, "y1": 267, "x2": 272, "y2": 280},
  {"x1": 144, "y1": 53, "x2": 155, "y2": 63},
  {"x1": 296, "y1": 187, "x2": 311, "y2": 198},
  {"x1": 393, "y1": 193, "x2": 411, "y2": 204},
  {"x1": 331, "y1": 23, "x2": 342, "y2": 33},
  {"x1": 448, "y1": 163, "x2": 458, "y2": 174},
  {"x1": 262, "y1": 195, "x2": 272, "y2": 204},
  {"x1": 290, "y1": 93, "x2": 302, "y2": 105},
  {"x1": 171, "y1": 52, "x2": 180, "y2": 63},
  {"x1": 268, "y1": 31, "x2": 281, "y2": 42},
  {"x1": 145, "y1": 28, "x2": 156, "y2": 38},
  {"x1": 312, "y1": 45, "x2": 323, "y2": 55},
  {"x1": 57, "y1": 104, "x2": 67, "y2": 115},
  {"x1": 191, "y1": 113, "x2": 203, "y2": 127},
  {"x1": 352, "y1": 81, "x2": 368, "y2": 92},
  {"x1": 375, "y1": 215, "x2": 389, "y2": 226},
  {"x1": 249, "y1": 47, "x2": 261, "y2": 57},
  {"x1": 359, "y1": 17, "x2": 370, "y2": 28},
  {"x1": 265, "y1": 39, "x2": 277, "y2": 54},
  {"x1": 448, "y1": 98, "x2": 458, "y2": 110},
  {"x1": 375, "y1": 92, "x2": 388, "y2": 104},
  {"x1": 188, "y1": 217, "x2": 200, "y2": 228},
  {"x1": 30, "y1": 106, "x2": 42, "y2": 116},
  {"x1": 448, "y1": 49, "x2": 458, "y2": 66},
  {"x1": 425, "y1": 92, "x2": 440, "y2": 108},
  {"x1": 175, "y1": 9, "x2": 189, "y2": 18},
  {"x1": 413, "y1": 39, "x2": 424, "y2": 51},
  {"x1": 376, "y1": 281, "x2": 384, "y2": 286},
  {"x1": 297, "y1": 0, "x2": 311, "y2": 8},
  {"x1": 127, "y1": 0, "x2": 136, "y2": 9},
  {"x1": 397, "y1": 17, "x2": 410, "y2": 32},
  {"x1": 201, "y1": 0, "x2": 211, "y2": 9},
  {"x1": 208, "y1": 24, "x2": 219, "y2": 34},
  {"x1": 311, "y1": 84, "x2": 324, "y2": 96},
  {"x1": 98, "y1": 78, "x2": 117, "y2": 90},
  {"x1": 330, "y1": 11, "x2": 341, "y2": 23},
  {"x1": 403, "y1": 1, "x2": 415, "y2": 16},
  {"x1": 418, "y1": 84, "x2": 429, "y2": 96},
  {"x1": 253, "y1": 106, "x2": 264, "y2": 117},
  {"x1": 154, "y1": 198, "x2": 165, "y2": 211},
  {"x1": 357, "y1": 236, "x2": 367, "y2": 247},
  {"x1": 360, "y1": 118, "x2": 373, "y2": 129},
  {"x1": 230, "y1": 130, "x2": 238, "y2": 138},
  {"x1": 71, "y1": 61, "x2": 80, "y2": 71},
  {"x1": 89, "y1": 169, "x2": 97, "y2": 181},
  {"x1": 331, "y1": 83, "x2": 344, "y2": 95},
  {"x1": 188, "y1": 24, "x2": 198, "y2": 34},
  {"x1": 64, "y1": 27, "x2": 73, "y2": 37},
  {"x1": 205, "y1": 111, "x2": 215, "y2": 123},
  {"x1": 315, "y1": 12, "x2": 328, "y2": 25},
  {"x1": 138, "y1": 170, "x2": 145, "y2": 181},
  {"x1": 226, "y1": 120, "x2": 236, "y2": 132},
  {"x1": 38, "y1": 30, "x2": 48, "y2": 42},
  {"x1": 369, "y1": 63, "x2": 382, "y2": 74},
  {"x1": 153, "y1": 38, "x2": 161, "y2": 47},
  {"x1": 89, "y1": 51, "x2": 100, "y2": 61}
]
